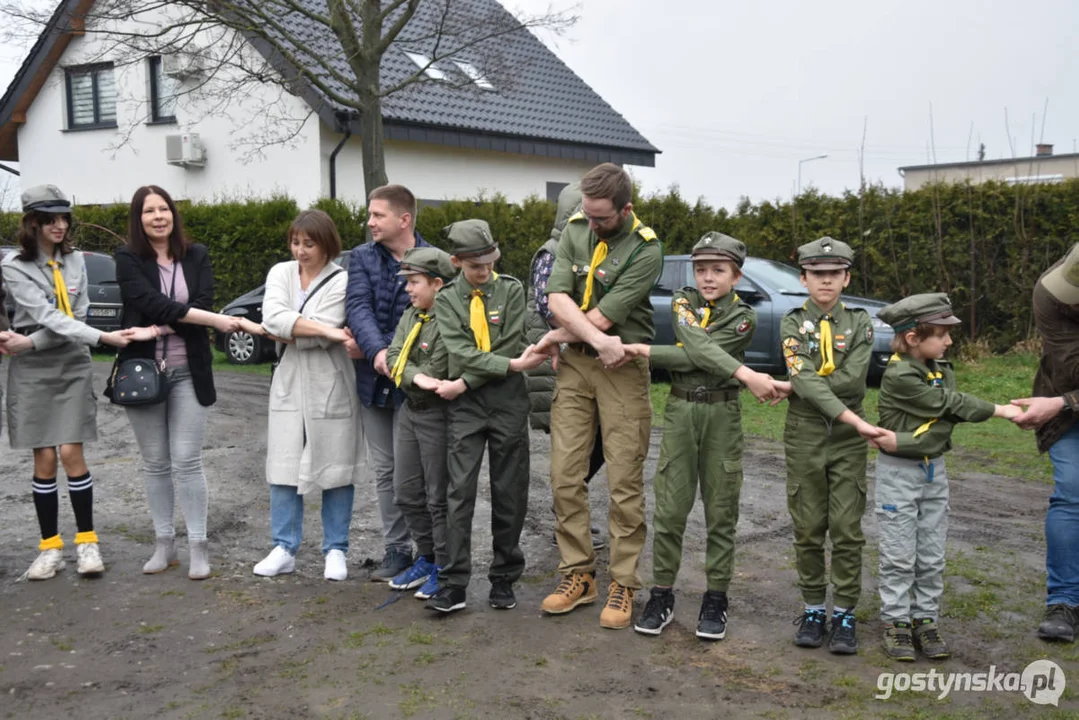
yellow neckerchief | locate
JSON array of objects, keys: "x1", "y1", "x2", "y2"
[
  {"x1": 47, "y1": 256, "x2": 74, "y2": 318},
  {"x1": 390, "y1": 311, "x2": 431, "y2": 387},
  {"x1": 468, "y1": 272, "x2": 498, "y2": 352},
  {"x1": 675, "y1": 292, "x2": 740, "y2": 346},
  {"x1": 579, "y1": 215, "x2": 642, "y2": 311},
  {"x1": 804, "y1": 300, "x2": 843, "y2": 377},
  {"x1": 888, "y1": 353, "x2": 942, "y2": 439}
]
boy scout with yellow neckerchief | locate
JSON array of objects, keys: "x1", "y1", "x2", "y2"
[{"x1": 782, "y1": 236, "x2": 883, "y2": 655}]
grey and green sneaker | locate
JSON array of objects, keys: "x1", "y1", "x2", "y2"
[
  {"x1": 912, "y1": 618, "x2": 950, "y2": 660},
  {"x1": 882, "y1": 621, "x2": 916, "y2": 661}
]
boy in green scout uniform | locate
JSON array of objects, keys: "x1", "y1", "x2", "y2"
[
  {"x1": 535, "y1": 163, "x2": 663, "y2": 630},
  {"x1": 625, "y1": 232, "x2": 788, "y2": 640},
  {"x1": 424, "y1": 220, "x2": 545, "y2": 614},
  {"x1": 873, "y1": 293, "x2": 1019, "y2": 661},
  {"x1": 782, "y1": 236, "x2": 884, "y2": 655},
  {"x1": 384, "y1": 247, "x2": 456, "y2": 601}
]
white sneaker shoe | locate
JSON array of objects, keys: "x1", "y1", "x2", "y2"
[
  {"x1": 76, "y1": 542, "x2": 105, "y2": 575},
  {"x1": 324, "y1": 549, "x2": 347, "y2": 581},
  {"x1": 253, "y1": 546, "x2": 295, "y2": 577},
  {"x1": 27, "y1": 549, "x2": 65, "y2": 580}
]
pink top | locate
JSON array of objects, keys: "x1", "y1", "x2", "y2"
[{"x1": 155, "y1": 261, "x2": 189, "y2": 367}]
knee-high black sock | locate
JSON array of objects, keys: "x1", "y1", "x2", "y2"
[
  {"x1": 32, "y1": 477, "x2": 59, "y2": 540},
  {"x1": 67, "y1": 471, "x2": 94, "y2": 533}
]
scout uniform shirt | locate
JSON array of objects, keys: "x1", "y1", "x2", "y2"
[
  {"x1": 650, "y1": 287, "x2": 756, "y2": 388},
  {"x1": 877, "y1": 355, "x2": 994, "y2": 459},
  {"x1": 545, "y1": 211, "x2": 662, "y2": 343},
  {"x1": 434, "y1": 273, "x2": 526, "y2": 389},
  {"x1": 780, "y1": 300, "x2": 873, "y2": 419},
  {"x1": 385, "y1": 303, "x2": 449, "y2": 405}
]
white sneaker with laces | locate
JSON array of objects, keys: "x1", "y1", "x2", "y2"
[
  {"x1": 76, "y1": 542, "x2": 105, "y2": 575},
  {"x1": 324, "y1": 549, "x2": 347, "y2": 581},
  {"x1": 27, "y1": 549, "x2": 65, "y2": 580},
  {"x1": 253, "y1": 546, "x2": 295, "y2": 577}
]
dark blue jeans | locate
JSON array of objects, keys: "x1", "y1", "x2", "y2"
[{"x1": 1047, "y1": 423, "x2": 1079, "y2": 606}]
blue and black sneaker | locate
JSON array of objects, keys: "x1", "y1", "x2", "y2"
[
  {"x1": 389, "y1": 557, "x2": 436, "y2": 591},
  {"x1": 829, "y1": 611, "x2": 858, "y2": 655},
  {"x1": 413, "y1": 568, "x2": 442, "y2": 600},
  {"x1": 794, "y1": 608, "x2": 827, "y2": 648}
]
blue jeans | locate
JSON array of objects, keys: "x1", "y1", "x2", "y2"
[
  {"x1": 269, "y1": 484, "x2": 355, "y2": 555},
  {"x1": 1047, "y1": 422, "x2": 1079, "y2": 606}
]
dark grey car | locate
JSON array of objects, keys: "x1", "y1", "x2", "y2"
[{"x1": 651, "y1": 255, "x2": 894, "y2": 382}]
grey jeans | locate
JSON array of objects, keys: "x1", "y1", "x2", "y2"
[
  {"x1": 125, "y1": 367, "x2": 211, "y2": 542},
  {"x1": 393, "y1": 402, "x2": 449, "y2": 565},
  {"x1": 360, "y1": 402, "x2": 411, "y2": 554}
]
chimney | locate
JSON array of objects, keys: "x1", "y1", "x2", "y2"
[{"x1": 1036, "y1": 143, "x2": 1054, "y2": 157}]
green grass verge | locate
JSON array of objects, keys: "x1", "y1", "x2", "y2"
[{"x1": 212, "y1": 349, "x2": 273, "y2": 376}]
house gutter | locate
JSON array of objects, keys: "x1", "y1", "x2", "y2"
[{"x1": 328, "y1": 110, "x2": 355, "y2": 200}]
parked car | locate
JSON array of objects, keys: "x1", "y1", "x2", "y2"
[
  {"x1": 216, "y1": 253, "x2": 353, "y2": 364},
  {"x1": 651, "y1": 255, "x2": 894, "y2": 382},
  {"x1": 0, "y1": 247, "x2": 124, "y2": 332}
]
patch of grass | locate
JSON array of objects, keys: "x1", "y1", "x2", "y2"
[
  {"x1": 342, "y1": 630, "x2": 366, "y2": 649},
  {"x1": 220, "y1": 707, "x2": 244, "y2": 719},
  {"x1": 370, "y1": 622, "x2": 396, "y2": 636},
  {"x1": 137, "y1": 623, "x2": 165, "y2": 635},
  {"x1": 533, "y1": 655, "x2": 548, "y2": 667},
  {"x1": 406, "y1": 625, "x2": 434, "y2": 645},
  {"x1": 212, "y1": 348, "x2": 272, "y2": 376},
  {"x1": 414, "y1": 652, "x2": 435, "y2": 666},
  {"x1": 160, "y1": 589, "x2": 185, "y2": 598},
  {"x1": 398, "y1": 680, "x2": 437, "y2": 718},
  {"x1": 204, "y1": 632, "x2": 275, "y2": 654},
  {"x1": 50, "y1": 637, "x2": 74, "y2": 652}
]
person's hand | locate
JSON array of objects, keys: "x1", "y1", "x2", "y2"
[
  {"x1": 768, "y1": 379, "x2": 793, "y2": 406},
  {"x1": 323, "y1": 326, "x2": 351, "y2": 344},
  {"x1": 99, "y1": 330, "x2": 131, "y2": 349},
  {"x1": 735, "y1": 366, "x2": 778, "y2": 402},
  {"x1": 0, "y1": 331, "x2": 34, "y2": 355},
  {"x1": 413, "y1": 374, "x2": 440, "y2": 391},
  {"x1": 1010, "y1": 396, "x2": 1064, "y2": 429},
  {"x1": 238, "y1": 318, "x2": 264, "y2": 337},
  {"x1": 509, "y1": 345, "x2": 549, "y2": 373},
  {"x1": 623, "y1": 343, "x2": 651, "y2": 359},
  {"x1": 994, "y1": 403, "x2": 1023, "y2": 421},
  {"x1": 436, "y1": 378, "x2": 468, "y2": 401},
  {"x1": 213, "y1": 314, "x2": 243, "y2": 334},
  {"x1": 122, "y1": 326, "x2": 158, "y2": 342},
  {"x1": 875, "y1": 428, "x2": 898, "y2": 453},
  {"x1": 594, "y1": 334, "x2": 625, "y2": 368},
  {"x1": 374, "y1": 348, "x2": 390, "y2": 376},
  {"x1": 855, "y1": 420, "x2": 887, "y2": 448},
  {"x1": 341, "y1": 328, "x2": 365, "y2": 359}
]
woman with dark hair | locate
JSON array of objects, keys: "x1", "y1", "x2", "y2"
[
  {"x1": 112, "y1": 184, "x2": 241, "y2": 580},
  {"x1": 242, "y1": 209, "x2": 364, "y2": 581},
  {"x1": 1, "y1": 185, "x2": 152, "y2": 580}
]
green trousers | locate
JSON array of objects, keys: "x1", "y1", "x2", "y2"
[
  {"x1": 652, "y1": 394, "x2": 744, "y2": 591},
  {"x1": 783, "y1": 410, "x2": 868, "y2": 609}
]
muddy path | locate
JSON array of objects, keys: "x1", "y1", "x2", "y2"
[{"x1": 0, "y1": 363, "x2": 1074, "y2": 719}]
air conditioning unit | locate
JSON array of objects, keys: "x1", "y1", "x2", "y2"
[
  {"x1": 162, "y1": 51, "x2": 203, "y2": 79},
  {"x1": 166, "y1": 133, "x2": 206, "y2": 168}
]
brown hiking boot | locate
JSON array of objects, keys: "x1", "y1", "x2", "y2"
[
  {"x1": 912, "y1": 618, "x2": 950, "y2": 660},
  {"x1": 882, "y1": 622, "x2": 916, "y2": 662},
  {"x1": 541, "y1": 572, "x2": 598, "y2": 614},
  {"x1": 599, "y1": 582, "x2": 636, "y2": 629}
]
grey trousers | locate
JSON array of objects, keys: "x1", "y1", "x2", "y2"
[
  {"x1": 393, "y1": 402, "x2": 449, "y2": 566},
  {"x1": 360, "y1": 402, "x2": 411, "y2": 555},
  {"x1": 875, "y1": 453, "x2": 949, "y2": 623}
]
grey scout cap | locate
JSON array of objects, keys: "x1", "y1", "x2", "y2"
[
  {"x1": 397, "y1": 246, "x2": 456, "y2": 281},
  {"x1": 878, "y1": 292, "x2": 962, "y2": 332},
  {"x1": 444, "y1": 219, "x2": 500, "y2": 264},
  {"x1": 1042, "y1": 243, "x2": 1079, "y2": 305},
  {"x1": 692, "y1": 231, "x2": 746, "y2": 267},
  {"x1": 22, "y1": 184, "x2": 71, "y2": 214},
  {"x1": 797, "y1": 236, "x2": 854, "y2": 271}
]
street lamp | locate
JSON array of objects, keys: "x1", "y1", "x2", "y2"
[{"x1": 797, "y1": 153, "x2": 829, "y2": 196}]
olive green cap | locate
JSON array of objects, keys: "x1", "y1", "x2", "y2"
[
  {"x1": 443, "y1": 219, "x2": 500, "y2": 264},
  {"x1": 22, "y1": 184, "x2": 71, "y2": 214},
  {"x1": 1042, "y1": 243, "x2": 1079, "y2": 305},
  {"x1": 878, "y1": 292, "x2": 962, "y2": 332},
  {"x1": 797, "y1": 236, "x2": 854, "y2": 270},
  {"x1": 397, "y1": 246, "x2": 455, "y2": 281},
  {"x1": 691, "y1": 232, "x2": 746, "y2": 267}
]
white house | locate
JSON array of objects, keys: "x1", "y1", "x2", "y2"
[{"x1": 0, "y1": 0, "x2": 658, "y2": 208}]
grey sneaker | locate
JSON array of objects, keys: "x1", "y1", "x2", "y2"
[
  {"x1": 371, "y1": 549, "x2": 413, "y2": 582},
  {"x1": 1038, "y1": 604, "x2": 1078, "y2": 643},
  {"x1": 882, "y1": 622, "x2": 916, "y2": 662},
  {"x1": 912, "y1": 618, "x2": 949, "y2": 659}
]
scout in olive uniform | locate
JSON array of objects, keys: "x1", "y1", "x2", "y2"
[
  {"x1": 537, "y1": 162, "x2": 663, "y2": 630},
  {"x1": 873, "y1": 293, "x2": 1018, "y2": 661},
  {"x1": 627, "y1": 233, "x2": 785, "y2": 640},
  {"x1": 424, "y1": 220, "x2": 545, "y2": 614},
  {"x1": 782, "y1": 236, "x2": 882, "y2": 654},
  {"x1": 384, "y1": 247, "x2": 457, "y2": 601}
]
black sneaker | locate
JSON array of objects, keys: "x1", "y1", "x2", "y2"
[
  {"x1": 828, "y1": 611, "x2": 858, "y2": 655},
  {"x1": 633, "y1": 587, "x2": 675, "y2": 636},
  {"x1": 1038, "y1": 604, "x2": 1079, "y2": 642},
  {"x1": 489, "y1": 581, "x2": 517, "y2": 610},
  {"x1": 371, "y1": 549, "x2": 413, "y2": 582},
  {"x1": 424, "y1": 586, "x2": 466, "y2": 613},
  {"x1": 696, "y1": 591, "x2": 728, "y2": 641},
  {"x1": 793, "y1": 609, "x2": 827, "y2": 648}
]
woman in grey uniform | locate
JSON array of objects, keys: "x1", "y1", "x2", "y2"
[{"x1": 1, "y1": 185, "x2": 152, "y2": 580}]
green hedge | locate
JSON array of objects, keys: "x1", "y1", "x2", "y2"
[{"x1": 3, "y1": 178, "x2": 1077, "y2": 351}]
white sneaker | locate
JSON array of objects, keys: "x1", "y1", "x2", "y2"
[
  {"x1": 76, "y1": 542, "x2": 105, "y2": 575},
  {"x1": 27, "y1": 549, "x2": 65, "y2": 580},
  {"x1": 324, "y1": 549, "x2": 347, "y2": 581},
  {"x1": 253, "y1": 546, "x2": 295, "y2": 577}
]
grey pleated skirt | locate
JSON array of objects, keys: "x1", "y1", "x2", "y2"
[{"x1": 6, "y1": 342, "x2": 98, "y2": 449}]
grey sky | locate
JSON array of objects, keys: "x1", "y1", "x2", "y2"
[{"x1": 3, "y1": 0, "x2": 1078, "y2": 211}]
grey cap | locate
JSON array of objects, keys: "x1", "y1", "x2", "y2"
[
  {"x1": 878, "y1": 292, "x2": 962, "y2": 332},
  {"x1": 397, "y1": 246, "x2": 456, "y2": 281},
  {"x1": 691, "y1": 232, "x2": 746, "y2": 267},
  {"x1": 1042, "y1": 243, "x2": 1079, "y2": 305},
  {"x1": 797, "y1": 236, "x2": 854, "y2": 270},
  {"x1": 444, "y1": 219, "x2": 500, "y2": 264},
  {"x1": 22, "y1": 184, "x2": 71, "y2": 214}
]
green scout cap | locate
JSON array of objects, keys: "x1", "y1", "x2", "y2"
[
  {"x1": 22, "y1": 184, "x2": 71, "y2": 214},
  {"x1": 397, "y1": 246, "x2": 455, "y2": 281},
  {"x1": 878, "y1": 292, "x2": 962, "y2": 332},
  {"x1": 443, "y1": 219, "x2": 500, "y2": 264},
  {"x1": 691, "y1": 232, "x2": 746, "y2": 267},
  {"x1": 797, "y1": 236, "x2": 853, "y2": 271},
  {"x1": 1042, "y1": 243, "x2": 1079, "y2": 305}
]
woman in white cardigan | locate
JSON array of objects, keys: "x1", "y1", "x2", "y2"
[{"x1": 244, "y1": 210, "x2": 365, "y2": 581}]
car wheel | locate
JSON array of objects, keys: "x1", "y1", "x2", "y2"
[{"x1": 226, "y1": 330, "x2": 261, "y2": 365}]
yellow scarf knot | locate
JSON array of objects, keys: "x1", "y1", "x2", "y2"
[
  {"x1": 47, "y1": 259, "x2": 74, "y2": 318},
  {"x1": 470, "y1": 289, "x2": 491, "y2": 352},
  {"x1": 817, "y1": 316, "x2": 836, "y2": 376},
  {"x1": 391, "y1": 313, "x2": 430, "y2": 387}
]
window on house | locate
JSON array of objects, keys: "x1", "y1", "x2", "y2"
[
  {"x1": 546, "y1": 181, "x2": 569, "y2": 202},
  {"x1": 148, "y1": 56, "x2": 178, "y2": 123},
  {"x1": 452, "y1": 59, "x2": 494, "y2": 90},
  {"x1": 403, "y1": 51, "x2": 446, "y2": 81},
  {"x1": 65, "y1": 63, "x2": 117, "y2": 129}
]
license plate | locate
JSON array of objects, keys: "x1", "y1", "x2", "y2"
[{"x1": 88, "y1": 307, "x2": 118, "y2": 317}]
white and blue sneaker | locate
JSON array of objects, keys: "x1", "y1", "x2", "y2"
[
  {"x1": 389, "y1": 557, "x2": 436, "y2": 591},
  {"x1": 414, "y1": 568, "x2": 442, "y2": 599}
]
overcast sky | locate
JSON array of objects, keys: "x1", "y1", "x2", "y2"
[{"x1": 2, "y1": 0, "x2": 1078, "y2": 210}]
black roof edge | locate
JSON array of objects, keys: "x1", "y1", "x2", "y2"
[{"x1": 899, "y1": 153, "x2": 1079, "y2": 172}]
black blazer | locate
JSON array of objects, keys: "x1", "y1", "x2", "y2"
[{"x1": 112, "y1": 243, "x2": 217, "y2": 406}]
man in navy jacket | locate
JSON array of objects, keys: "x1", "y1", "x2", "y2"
[{"x1": 346, "y1": 184, "x2": 430, "y2": 580}]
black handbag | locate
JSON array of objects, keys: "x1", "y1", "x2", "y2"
[{"x1": 108, "y1": 262, "x2": 178, "y2": 406}]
